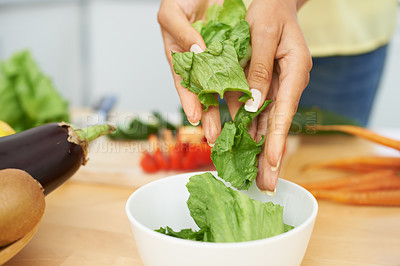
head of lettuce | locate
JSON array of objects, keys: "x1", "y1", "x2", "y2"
[{"x1": 0, "y1": 50, "x2": 70, "y2": 132}]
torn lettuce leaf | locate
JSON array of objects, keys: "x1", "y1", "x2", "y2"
[
  {"x1": 172, "y1": 0, "x2": 252, "y2": 110},
  {"x1": 172, "y1": 40, "x2": 250, "y2": 110},
  {"x1": 205, "y1": 3, "x2": 222, "y2": 22},
  {"x1": 156, "y1": 101, "x2": 295, "y2": 243},
  {"x1": 217, "y1": 0, "x2": 247, "y2": 27},
  {"x1": 155, "y1": 226, "x2": 205, "y2": 241},
  {"x1": 211, "y1": 100, "x2": 272, "y2": 190},
  {"x1": 157, "y1": 172, "x2": 292, "y2": 243},
  {"x1": 200, "y1": 21, "x2": 232, "y2": 46},
  {"x1": 230, "y1": 20, "x2": 251, "y2": 61},
  {"x1": 199, "y1": 0, "x2": 248, "y2": 52}
]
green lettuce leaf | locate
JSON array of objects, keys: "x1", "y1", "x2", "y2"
[
  {"x1": 200, "y1": 21, "x2": 232, "y2": 47},
  {"x1": 0, "y1": 50, "x2": 69, "y2": 132},
  {"x1": 205, "y1": 4, "x2": 222, "y2": 23},
  {"x1": 185, "y1": 172, "x2": 289, "y2": 242},
  {"x1": 157, "y1": 173, "x2": 292, "y2": 242},
  {"x1": 173, "y1": 0, "x2": 252, "y2": 110},
  {"x1": 155, "y1": 226, "x2": 205, "y2": 241},
  {"x1": 172, "y1": 41, "x2": 250, "y2": 110},
  {"x1": 230, "y1": 20, "x2": 251, "y2": 61},
  {"x1": 217, "y1": 0, "x2": 247, "y2": 27},
  {"x1": 192, "y1": 20, "x2": 205, "y2": 34},
  {"x1": 211, "y1": 100, "x2": 272, "y2": 190}
]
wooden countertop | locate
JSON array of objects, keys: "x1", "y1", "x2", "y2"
[{"x1": 4, "y1": 135, "x2": 400, "y2": 266}]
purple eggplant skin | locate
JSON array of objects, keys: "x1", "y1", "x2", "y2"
[
  {"x1": 0, "y1": 123, "x2": 82, "y2": 195},
  {"x1": 0, "y1": 123, "x2": 114, "y2": 195}
]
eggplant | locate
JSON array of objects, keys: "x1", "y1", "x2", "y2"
[{"x1": 0, "y1": 123, "x2": 114, "y2": 195}]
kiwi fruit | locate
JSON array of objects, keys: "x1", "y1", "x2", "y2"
[{"x1": 0, "y1": 169, "x2": 45, "y2": 247}]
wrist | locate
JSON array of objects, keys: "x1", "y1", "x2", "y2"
[{"x1": 296, "y1": 0, "x2": 309, "y2": 10}]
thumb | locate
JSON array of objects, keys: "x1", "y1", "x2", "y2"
[{"x1": 158, "y1": 4, "x2": 206, "y2": 52}]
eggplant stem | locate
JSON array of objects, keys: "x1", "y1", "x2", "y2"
[{"x1": 76, "y1": 124, "x2": 116, "y2": 143}]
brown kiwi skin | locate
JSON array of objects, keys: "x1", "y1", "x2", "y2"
[{"x1": 0, "y1": 169, "x2": 45, "y2": 247}]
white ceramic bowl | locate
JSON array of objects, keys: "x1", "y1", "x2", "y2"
[{"x1": 126, "y1": 172, "x2": 318, "y2": 266}]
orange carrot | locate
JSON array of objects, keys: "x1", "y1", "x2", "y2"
[
  {"x1": 304, "y1": 156, "x2": 400, "y2": 172},
  {"x1": 311, "y1": 125, "x2": 400, "y2": 151},
  {"x1": 342, "y1": 174, "x2": 400, "y2": 192},
  {"x1": 300, "y1": 170, "x2": 396, "y2": 191},
  {"x1": 309, "y1": 189, "x2": 400, "y2": 206}
]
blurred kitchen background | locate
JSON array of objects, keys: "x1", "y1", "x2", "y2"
[{"x1": 0, "y1": 0, "x2": 399, "y2": 128}]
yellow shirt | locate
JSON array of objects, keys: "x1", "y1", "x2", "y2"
[{"x1": 243, "y1": 0, "x2": 398, "y2": 57}]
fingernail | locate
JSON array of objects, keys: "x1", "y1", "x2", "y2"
[
  {"x1": 207, "y1": 139, "x2": 215, "y2": 147},
  {"x1": 245, "y1": 89, "x2": 262, "y2": 112},
  {"x1": 271, "y1": 154, "x2": 282, "y2": 172},
  {"x1": 188, "y1": 118, "x2": 200, "y2": 126},
  {"x1": 260, "y1": 188, "x2": 276, "y2": 196},
  {"x1": 265, "y1": 169, "x2": 279, "y2": 192},
  {"x1": 190, "y1": 44, "x2": 203, "y2": 54}
]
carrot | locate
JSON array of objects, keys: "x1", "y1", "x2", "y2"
[
  {"x1": 342, "y1": 174, "x2": 400, "y2": 192},
  {"x1": 304, "y1": 156, "x2": 400, "y2": 172},
  {"x1": 311, "y1": 125, "x2": 400, "y2": 151},
  {"x1": 300, "y1": 170, "x2": 396, "y2": 191},
  {"x1": 309, "y1": 189, "x2": 400, "y2": 206}
]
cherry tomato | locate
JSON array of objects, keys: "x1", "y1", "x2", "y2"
[
  {"x1": 196, "y1": 142, "x2": 212, "y2": 165},
  {"x1": 140, "y1": 152, "x2": 159, "y2": 173},
  {"x1": 154, "y1": 148, "x2": 169, "y2": 170},
  {"x1": 182, "y1": 145, "x2": 199, "y2": 170},
  {"x1": 169, "y1": 143, "x2": 183, "y2": 170}
]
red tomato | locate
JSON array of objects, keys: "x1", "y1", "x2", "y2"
[
  {"x1": 196, "y1": 142, "x2": 212, "y2": 165},
  {"x1": 181, "y1": 145, "x2": 199, "y2": 170},
  {"x1": 169, "y1": 143, "x2": 183, "y2": 170},
  {"x1": 154, "y1": 148, "x2": 169, "y2": 170},
  {"x1": 140, "y1": 152, "x2": 159, "y2": 173}
]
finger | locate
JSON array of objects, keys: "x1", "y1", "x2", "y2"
[
  {"x1": 267, "y1": 47, "x2": 311, "y2": 167},
  {"x1": 175, "y1": 76, "x2": 203, "y2": 125},
  {"x1": 259, "y1": 61, "x2": 310, "y2": 192},
  {"x1": 201, "y1": 103, "x2": 221, "y2": 146},
  {"x1": 224, "y1": 91, "x2": 243, "y2": 120},
  {"x1": 254, "y1": 70, "x2": 280, "y2": 191},
  {"x1": 248, "y1": 116, "x2": 258, "y2": 140},
  {"x1": 158, "y1": 2, "x2": 206, "y2": 52},
  {"x1": 254, "y1": 70, "x2": 279, "y2": 143},
  {"x1": 258, "y1": 103, "x2": 280, "y2": 192},
  {"x1": 256, "y1": 147, "x2": 279, "y2": 194},
  {"x1": 257, "y1": 69, "x2": 309, "y2": 192},
  {"x1": 255, "y1": 103, "x2": 279, "y2": 192},
  {"x1": 244, "y1": 22, "x2": 281, "y2": 112},
  {"x1": 161, "y1": 30, "x2": 203, "y2": 125},
  {"x1": 258, "y1": 36, "x2": 311, "y2": 192}
]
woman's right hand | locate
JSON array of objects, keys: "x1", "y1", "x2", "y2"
[{"x1": 158, "y1": 0, "x2": 234, "y2": 146}]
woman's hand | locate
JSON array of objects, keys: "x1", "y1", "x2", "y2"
[
  {"x1": 158, "y1": 0, "x2": 312, "y2": 193},
  {"x1": 158, "y1": 0, "x2": 227, "y2": 146},
  {"x1": 244, "y1": 0, "x2": 312, "y2": 192}
]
